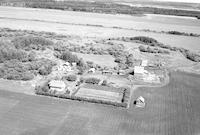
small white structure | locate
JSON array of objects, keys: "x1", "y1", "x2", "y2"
[
  {"x1": 63, "y1": 62, "x2": 70, "y2": 67},
  {"x1": 88, "y1": 68, "x2": 95, "y2": 73},
  {"x1": 141, "y1": 60, "x2": 148, "y2": 67},
  {"x1": 72, "y1": 62, "x2": 77, "y2": 67},
  {"x1": 118, "y1": 70, "x2": 126, "y2": 75},
  {"x1": 134, "y1": 66, "x2": 148, "y2": 74},
  {"x1": 48, "y1": 80, "x2": 66, "y2": 94},
  {"x1": 134, "y1": 96, "x2": 145, "y2": 108}
]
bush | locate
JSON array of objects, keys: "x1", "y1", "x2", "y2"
[
  {"x1": 12, "y1": 36, "x2": 53, "y2": 50},
  {"x1": 0, "y1": 58, "x2": 56, "y2": 80},
  {"x1": 59, "y1": 50, "x2": 79, "y2": 63},
  {"x1": 138, "y1": 46, "x2": 146, "y2": 52},
  {"x1": 131, "y1": 36, "x2": 158, "y2": 44},
  {"x1": 101, "y1": 80, "x2": 107, "y2": 86},
  {"x1": 85, "y1": 77, "x2": 101, "y2": 84},
  {"x1": 139, "y1": 45, "x2": 170, "y2": 54},
  {"x1": 64, "y1": 74, "x2": 77, "y2": 81}
]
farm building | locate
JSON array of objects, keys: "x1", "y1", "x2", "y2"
[
  {"x1": 48, "y1": 80, "x2": 66, "y2": 94},
  {"x1": 134, "y1": 66, "x2": 148, "y2": 74},
  {"x1": 88, "y1": 68, "x2": 96, "y2": 73},
  {"x1": 72, "y1": 62, "x2": 77, "y2": 67},
  {"x1": 56, "y1": 62, "x2": 72, "y2": 72},
  {"x1": 134, "y1": 96, "x2": 145, "y2": 108}
]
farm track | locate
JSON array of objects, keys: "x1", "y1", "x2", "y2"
[{"x1": 0, "y1": 71, "x2": 200, "y2": 135}]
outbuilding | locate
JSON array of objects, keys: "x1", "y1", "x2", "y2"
[
  {"x1": 134, "y1": 96, "x2": 145, "y2": 108},
  {"x1": 48, "y1": 80, "x2": 66, "y2": 94},
  {"x1": 88, "y1": 68, "x2": 96, "y2": 73}
]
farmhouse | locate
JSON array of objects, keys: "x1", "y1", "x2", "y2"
[
  {"x1": 118, "y1": 70, "x2": 126, "y2": 75},
  {"x1": 48, "y1": 80, "x2": 66, "y2": 94},
  {"x1": 134, "y1": 66, "x2": 148, "y2": 74}
]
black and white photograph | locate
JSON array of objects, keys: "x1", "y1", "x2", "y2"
[{"x1": 0, "y1": 0, "x2": 200, "y2": 135}]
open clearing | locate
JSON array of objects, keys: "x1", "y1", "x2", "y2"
[
  {"x1": 0, "y1": 7, "x2": 200, "y2": 51},
  {"x1": 74, "y1": 53, "x2": 117, "y2": 67},
  {"x1": 0, "y1": 71, "x2": 200, "y2": 135}
]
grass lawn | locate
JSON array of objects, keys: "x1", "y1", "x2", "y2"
[{"x1": 0, "y1": 71, "x2": 199, "y2": 135}]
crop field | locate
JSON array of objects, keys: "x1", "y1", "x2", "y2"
[
  {"x1": 0, "y1": 71, "x2": 200, "y2": 135},
  {"x1": 0, "y1": 7, "x2": 200, "y2": 51}
]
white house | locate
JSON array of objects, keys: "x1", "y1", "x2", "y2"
[
  {"x1": 134, "y1": 66, "x2": 148, "y2": 74},
  {"x1": 48, "y1": 80, "x2": 66, "y2": 94}
]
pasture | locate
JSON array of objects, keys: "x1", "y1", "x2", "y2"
[{"x1": 0, "y1": 71, "x2": 200, "y2": 135}]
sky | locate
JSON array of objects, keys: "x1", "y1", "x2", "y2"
[{"x1": 154, "y1": 0, "x2": 200, "y2": 3}]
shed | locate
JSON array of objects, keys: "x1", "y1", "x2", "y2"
[
  {"x1": 134, "y1": 96, "x2": 145, "y2": 108},
  {"x1": 48, "y1": 80, "x2": 66, "y2": 94},
  {"x1": 141, "y1": 60, "x2": 148, "y2": 67},
  {"x1": 88, "y1": 68, "x2": 95, "y2": 73}
]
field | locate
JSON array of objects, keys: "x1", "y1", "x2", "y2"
[
  {"x1": 0, "y1": 7, "x2": 200, "y2": 51},
  {"x1": 1, "y1": 0, "x2": 200, "y2": 19},
  {"x1": 74, "y1": 53, "x2": 117, "y2": 67},
  {"x1": 0, "y1": 71, "x2": 200, "y2": 135}
]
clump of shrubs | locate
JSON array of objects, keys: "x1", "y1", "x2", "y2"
[
  {"x1": 121, "y1": 87, "x2": 130, "y2": 103},
  {"x1": 12, "y1": 36, "x2": 53, "y2": 51},
  {"x1": 0, "y1": 41, "x2": 34, "y2": 63},
  {"x1": 0, "y1": 59, "x2": 34, "y2": 80},
  {"x1": 101, "y1": 80, "x2": 108, "y2": 86},
  {"x1": 85, "y1": 77, "x2": 101, "y2": 84},
  {"x1": 139, "y1": 46, "x2": 170, "y2": 54},
  {"x1": 63, "y1": 74, "x2": 77, "y2": 81},
  {"x1": 129, "y1": 36, "x2": 158, "y2": 44}
]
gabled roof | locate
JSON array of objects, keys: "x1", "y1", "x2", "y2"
[{"x1": 49, "y1": 80, "x2": 66, "y2": 88}]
